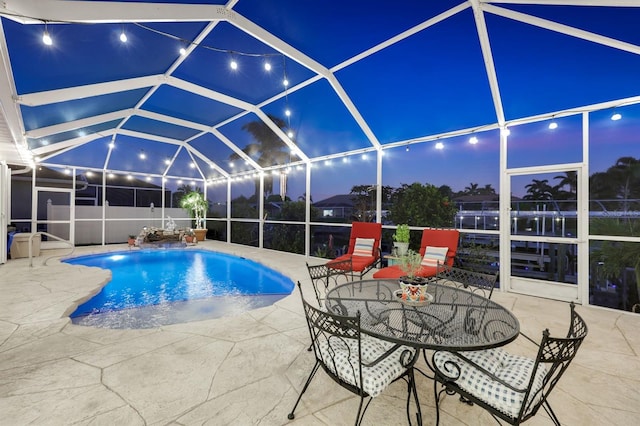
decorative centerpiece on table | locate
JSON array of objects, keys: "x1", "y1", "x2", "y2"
[
  {"x1": 398, "y1": 249, "x2": 430, "y2": 303},
  {"x1": 180, "y1": 190, "x2": 208, "y2": 241},
  {"x1": 393, "y1": 224, "x2": 410, "y2": 256}
]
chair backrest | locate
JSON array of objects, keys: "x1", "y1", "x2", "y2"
[
  {"x1": 346, "y1": 222, "x2": 382, "y2": 256},
  {"x1": 297, "y1": 282, "x2": 365, "y2": 396},
  {"x1": 418, "y1": 228, "x2": 460, "y2": 266},
  {"x1": 519, "y1": 302, "x2": 588, "y2": 423},
  {"x1": 436, "y1": 266, "x2": 498, "y2": 299},
  {"x1": 306, "y1": 261, "x2": 350, "y2": 309}
]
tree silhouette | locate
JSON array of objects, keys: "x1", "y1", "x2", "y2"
[
  {"x1": 298, "y1": 192, "x2": 313, "y2": 203},
  {"x1": 464, "y1": 182, "x2": 480, "y2": 195},
  {"x1": 172, "y1": 184, "x2": 200, "y2": 208},
  {"x1": 480, "y1": 183, "x2": 496, "y2": 195},
  {"x1": 553, "y1": 171, "x2": 577, "y2": 200},
  {"x1": 589, "y1": 156, "x2": 640, "y2": 211},
  {"x1": 523, "y1": 179, "x2": 554, "y2": 201},
  {"x1": 231, "y1": 114, "x2": 295, "y2": 199},
  {"x1": 607, "y1": 156, "x2": 640, "y2": 210}
]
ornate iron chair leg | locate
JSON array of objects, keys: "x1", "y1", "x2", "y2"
[
  {"x1": 287, "y1": 361, "x2": 320, "y2": 420},
  {"x1": 354, "y1": 396, "x2": 365, "y2": 426},
  {"x1": 542, "y1": 400, "x2": 562, "y2": 426}
]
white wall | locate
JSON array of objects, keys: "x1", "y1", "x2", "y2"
[{"x1": 48, "y1": 204, "x2": 193, "y2": 245}]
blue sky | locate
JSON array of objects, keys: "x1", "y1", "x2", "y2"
[{"x1": 2, "y1": 1, "x2": 639, "y2": 200}]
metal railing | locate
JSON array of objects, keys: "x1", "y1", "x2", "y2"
[{"x1": 28, "y1": 232, "x2": 75, "y2": 267}]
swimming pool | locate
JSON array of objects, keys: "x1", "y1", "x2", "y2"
[{"x1": 64, "y1": 249, "x2": 295, "y2": 328}]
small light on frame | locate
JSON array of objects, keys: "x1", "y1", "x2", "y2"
[
  {"x1": 435, "y1": 142, "x2": 444, "y2": 150},
  {"x1": 119, "y1": 31, "x2": 127, "y2": 43},
  {"x1": 611, "y1": 112, "x2": 622, "y2": 121},
  {"x1": 548, "y1": 121, "x2": 558, "y2": 130},
  {"x1": 264, "y1": 62, "x2": 271, "y2": 71},
  {"x1": 179, "y1": 47, "x2": 187, "y2": 56},
  {"x1": 230, "y1": 59, "x2": 238, "y2": 70},
  {"x1": 42, "y1": 24, "x2": 53, "y2": 46},
  {"x1": 469, "y1": 136, "x2": 479, "y2": 144}
]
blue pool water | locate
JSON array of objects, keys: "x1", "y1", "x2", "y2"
[{"x1": 64, "y1": 250, "x2": 295, "y2": 328}]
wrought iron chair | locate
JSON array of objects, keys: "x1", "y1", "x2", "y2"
[
  {"x1": 435, "y1": 265, "x2": 499, "y2": 300},
  {"x1": 431, "y1": 302, "x2": 588, "y2": 425},
  {"x1": 306, "y1": 259, "x2": 351, "y2": 309},
  {"x1": 288, "y1": 282, "x2": 421, "y2": 425}
]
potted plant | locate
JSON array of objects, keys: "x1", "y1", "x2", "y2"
[
  {"x1": 399, "y1": 250, "x2": 424, "y2": 283},
  {"x1": 180, "y1": 190, "x2": 208, "y2": 241},
  {"x1": 184, "y1": 229, "x2": 196, "y2": 244},
  {"x1": 393, "y1": 224, "x2": 410, "y2": 256},
  {"x1": 398, "y1": 249, "x2": 429, "y2": 302}
]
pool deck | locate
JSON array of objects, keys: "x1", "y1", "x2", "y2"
[{"x1": 1, "y1": 241, "x2": 639, "y2": 425}]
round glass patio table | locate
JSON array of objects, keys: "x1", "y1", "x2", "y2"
[{"x1": 325, "y1": 279, "x2": 520, "y2": 351}]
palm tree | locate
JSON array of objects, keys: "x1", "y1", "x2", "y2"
[
  {"x1": 479, "y1": 183, "x2": 496, "y2": 195},
  {"x1": 523, "y1": 179, "x2": 554, "y2": 201},
  {"x1": 553, "y1": 171, "x2": 577, "y2": 201},
  {"x1": 464, "y1": 182, "x2": 480, "y2": 195},
  {"x1": 607, "y1": 156, "x2": 640, "y2": 211},
  {"x1": 231, "y1": 114, "x2": 294, "y2": 199},
  {"x1": 298, "y1": 192, "x2": 313, "y2": 203},
  {"x1": 553, "y1": 171, "x2": 577, "y2": 195},
  {"x1": 172, "y1": 183, "x2": 198, "y2": 207}
]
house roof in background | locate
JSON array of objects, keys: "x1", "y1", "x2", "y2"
[{"x1": 313, "y1": 194, "x2": 356, "y2": 208}]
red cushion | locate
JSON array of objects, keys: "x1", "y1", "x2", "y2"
[
  {"x1": 330, "y1": 255, "x2": 376, "y2": 272},
  {"x1": 373, "y1": 264, "x2": 438, "y2": 279}
]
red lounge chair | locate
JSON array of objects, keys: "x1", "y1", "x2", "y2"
[
  {"x1": 326, "y1": 222, "x2": 382, "y2": 280},
  {"x1": 373, "y1": 228, "x2": 460, "y2": 280}
]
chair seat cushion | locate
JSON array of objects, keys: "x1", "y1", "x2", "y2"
[
  {"x1": 318, "y1": 336, "x2": 414, "y2": 397},
  {"x1": 332, "y1": 255, "x2": 376, "y2": 272},
  {"x1": 373, "y1": 264, "x2": 438, "y2": 279},
  {"x1": 433, "y1": 348, "x2": 547, "y2": 419}
]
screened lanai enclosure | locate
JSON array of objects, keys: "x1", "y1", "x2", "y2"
[{"x1": 0, "y1": 0, "x2": 639, "y2": 315}]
